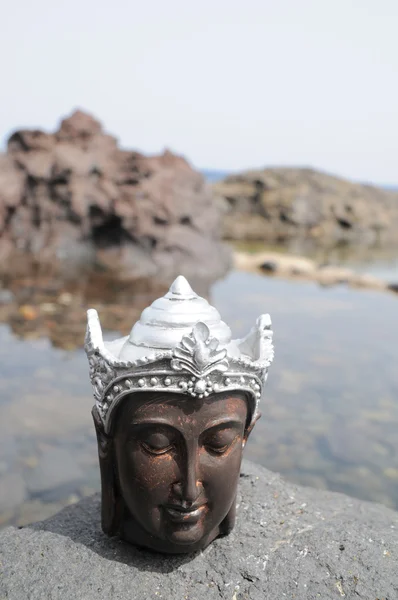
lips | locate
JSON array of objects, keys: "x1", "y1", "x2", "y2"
[{"x1": 163, "y1": 504, "x2": 206, "y2": 523}]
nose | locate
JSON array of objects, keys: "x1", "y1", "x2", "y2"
[{"x1": 172, "y1": 454, "x2": 203, "y2": 506}]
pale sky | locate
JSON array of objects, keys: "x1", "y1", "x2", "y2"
[{"x1": 1, "y1": 0, "x2": 397, "y2": 184}]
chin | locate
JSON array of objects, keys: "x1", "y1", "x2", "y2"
[{"x1": 165, "y1": 521, "x2": 207, "y2": 546}]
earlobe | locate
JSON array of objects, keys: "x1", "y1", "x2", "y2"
[{"x1": 92, "y1": 407, "x2": 124, "y2": 536}]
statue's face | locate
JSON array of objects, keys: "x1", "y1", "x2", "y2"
[{"x1": 113, "y1": 391, "x2": 248, "y2": 553}]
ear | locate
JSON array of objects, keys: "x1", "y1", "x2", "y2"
[
  {"x1": 243, "y1": 412, "x2": 261, "y2": 447},
  {"x1": 92, "y1": 407, "x2": 124, "y2": 536}
]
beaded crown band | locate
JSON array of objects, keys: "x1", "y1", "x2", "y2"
[{"x1": 85, "y1": 276, "x2": 274, "y2": 434}]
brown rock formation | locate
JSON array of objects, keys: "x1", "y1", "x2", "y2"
[
  {"x1": 0, "y1": 110, "x2": 231, "y2": 284},
  {"x1": 214, "y1": 168, "x2": 398, "y2": 247}
]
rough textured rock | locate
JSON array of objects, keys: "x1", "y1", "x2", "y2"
[
  {"x1": 0, "y1": 110, "x2": 231, "y2": 284},
  {"x1": 214, "y1": 167, "x2": 398, "y2": 246},
  {"x1": 1, "y1": 461, "x2": 397, "y2": 599}
]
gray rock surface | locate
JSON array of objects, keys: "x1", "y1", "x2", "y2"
[{"x1": 1, "y1": 461, "x2": 397, "y2": 599}]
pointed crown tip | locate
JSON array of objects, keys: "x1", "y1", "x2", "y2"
[{"x1": 169, "y1": 275, "x2": 195, "y2": 296}]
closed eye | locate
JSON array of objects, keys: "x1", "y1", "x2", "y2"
[
  {"x1": 140, "y1": 441, "x2": 174, "y2": 455},
  {"x1": 205, "y1": 444, "x2": 230, "y2": 455},
  {"x1": 204, "y1": 433, "x2": 239, "y2": 455},
  {"x1": 138, "y1": 429, "x2": 176, "y2": 455}
]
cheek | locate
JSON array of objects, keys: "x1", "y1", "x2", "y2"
[
  {"x1": 202, "y1": 444, "x2": 243, "y2": 500},
  {"x1": 119, "y1": 445, "x2": 179, "y2": 501}
]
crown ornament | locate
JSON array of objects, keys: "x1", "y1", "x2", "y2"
[
  {"x1": 171, "y1": 322, "x2": 229, "y2": 378},
  {"x1": 85, "y1": 276, "x2": 274, "y2": 433}
]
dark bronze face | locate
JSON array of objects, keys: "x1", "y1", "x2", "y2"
[{"x1": 106, "y1": 391, "x2": 249, "y2": 553}]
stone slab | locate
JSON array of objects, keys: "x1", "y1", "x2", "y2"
[{"x1": 0, "y1": 461, "x2": 397, "y2": 599}]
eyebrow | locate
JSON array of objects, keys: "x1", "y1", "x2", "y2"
[
  {"x1": 129, "y1": 417, "x2": 243, "y2": 432},
  {"x1": 203, "y1": 418, "x2": 244, "y2": 431},
  {"x1": 129, "y1": 418, "x2": 175, "y2": 428}
]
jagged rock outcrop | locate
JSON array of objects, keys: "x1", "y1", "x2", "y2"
[
  {"x1": 0, "y1": 110, "x2": 231, "y2": 283},
  {"x1": 214, "y1": 167, "x2": 398, "y2": 246},
  {"x1": 1, "y1": 461, "x2": 397, "y2": 599}
]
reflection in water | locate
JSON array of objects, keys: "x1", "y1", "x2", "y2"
[
  {"x1": 0, "y1": 267, "x2": 217, "y2": 350},
  {"x1": 0, "y1": 269, "x2": 397, "y2": 527}
]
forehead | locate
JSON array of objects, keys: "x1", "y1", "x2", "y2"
[{"x1": 115, "y1": 391, "x2": 248, "y2": 429}]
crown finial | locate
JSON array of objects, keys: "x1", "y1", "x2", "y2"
[{"x1": 167, "y1": 275, "x2": 196, "y2": 299}]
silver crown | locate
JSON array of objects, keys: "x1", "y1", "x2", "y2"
[{"x1": 85, "y1": 276, "x2": 274, "y2": 433}]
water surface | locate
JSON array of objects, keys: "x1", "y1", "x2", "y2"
[{"x1": 0, "y1": 270, "x2": 397, "y2": 527}]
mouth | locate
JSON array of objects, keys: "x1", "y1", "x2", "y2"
[{"x1": 163, "y1": 504, "x2": 206, "y2": 523}]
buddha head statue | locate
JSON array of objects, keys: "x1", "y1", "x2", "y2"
[{"x1": 85, "y1": 276, "x2": 274, "y2": 554}]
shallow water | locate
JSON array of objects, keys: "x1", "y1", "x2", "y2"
[
  {"x1": 214, "y1": 272, "x2": 398, "y2": 507},
  {"x1": 0, "y1": 269, "x2": 397, "y2": 527}
]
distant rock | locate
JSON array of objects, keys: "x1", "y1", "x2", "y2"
[
  {"x1": 235, "y1": 251, "x2": 317, "y2": 277},
  {"x1": 234, "y1": 251, "x2": 390, "y2": 292},
  {"x1": 1, "y1": 461, "x2": 397, "y2": 599},
  {"x1": 316, "y1": 265, "x2": 356, "y2": 286},
  {"x1": 214, "y1": 167, "x2": 398, "y2": 246},
  {"x1": 0, "y1": 110, "x2": 231, "y2": 284}
]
